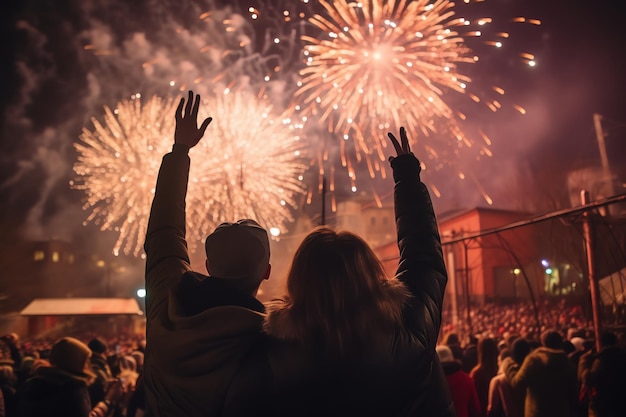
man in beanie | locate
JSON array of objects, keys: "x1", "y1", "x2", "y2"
[
  {"x1": 143, "y1": 91, "x2": 272, "y2": 416},
  {"x1": 502, "y1": 330, "x2": 578, "y2": 417}
]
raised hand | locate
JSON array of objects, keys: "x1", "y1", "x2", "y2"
[
  {"x1": 174, "y1": 90, "x2": 212, "y2": 148},
  {"x1": 387, "y1": 126, "x2": 412, "y2": 162}
]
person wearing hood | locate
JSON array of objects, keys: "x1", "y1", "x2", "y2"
[
  {"x1": 17, "y1": 337, "x2": 123, "y2": 417},
  {"x1": 143, "y1": 91, "x2": 271, "y2": 416}
]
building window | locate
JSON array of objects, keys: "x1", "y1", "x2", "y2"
[
  {"x1": 33, "y1": 251, "x2": 45, "y2": 261},
  {"x1": 382, "y1": 217, "x2": 389, "y2": 225},
  {"x1": 68, "y1": 254, "x2": 75, "y2": 264},
  {"x1": 52, "y1": 251, "x2": 60, "y2": 263},
  {"x1": 370, "y1": 217, "x2": 376, "y2": 225}
]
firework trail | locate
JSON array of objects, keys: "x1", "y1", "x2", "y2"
[
  {"x1": 293, "y1": 0, "x2": 540, "y2": 203},
  {"x1": 72, "y1": 93, "x2": 307, "y2": 256}
]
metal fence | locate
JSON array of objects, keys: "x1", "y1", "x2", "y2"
[{"x1": 439, "y1": 192, "x2": 626, "y2": 346}]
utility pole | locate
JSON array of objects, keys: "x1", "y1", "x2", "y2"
[
  {"x1": 463, "y1": 239, "x2": 472, "y2": 336},
  {"x1": 320, "y1": 175, "x2": 327, "y2": 226},
  {"x1": 581, "y1": 190, "x2": 603, "y2": 351},
  {"x1": 593, "y1": 114, "x2": 615, "y2": 202},
  {"x1": 445, "y1": 247, "x2": 458, "y2": 326}
]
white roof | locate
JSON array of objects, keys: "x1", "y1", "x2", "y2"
[{"x1": 20, "y1": 298, "x2": 143, "y2": 316}]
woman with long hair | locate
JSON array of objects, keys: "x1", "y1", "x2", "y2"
[
  {"x1": 470, "y1": 337, "x2": 500, "y2": 416},
  {"x1": 263, "y1": 127, "x2": 451, "y2": 416}
]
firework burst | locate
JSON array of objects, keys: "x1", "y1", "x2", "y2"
[
  {"x1": 294, "y1": 0, "x2": 540, "y2": 202},
  {"x1": 72, "y1": 96, "x2": 175, "y2": 256},
  {"x1": 187, "y1": 90, "x2": 308, "y2": 244},
  {"x1": 72, "y1": 93, "x2": 307, "y2": 256}
]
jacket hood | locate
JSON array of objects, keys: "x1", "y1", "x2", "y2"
[
  {"x1": 148, "y1": 272, "x2": 266, "y2": 377},
  {"x1": 33, "y1": 365, "x2": 91, "y2": 386},
  {"x1": 171, "y1": 271, "x2": 265, "y2": 318}
]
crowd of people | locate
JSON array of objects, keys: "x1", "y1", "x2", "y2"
[
  {"x1": 0, "y1": 332, "x2": 145, "y2": 416},
  {"x1": 440, "y1": 299, "x2": 592, "y2": 345},
  {"x1": 1, "y1": 322, "x2": 624, "y2": 416},
  {"x1": 437, "y1": 327, "x2": 626, "y2": 417},
  {"x1": 1, "y1": 91, "x2": 625, "y2": 416}
]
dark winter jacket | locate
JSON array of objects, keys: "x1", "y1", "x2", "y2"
[
  {"x1": 88, "y1": 353, "x2": 113, "y2": 406},
  {"x1": 580, "y1": 345, "x2": 626, "y2": 417},
  {"x1": 262, "y1": 153, "x2": 451, "y2": 416},
  {"x1": 17, "y1": 366, "x2": 92, "y2": 417},
  {"x1": 143, "y1": 145, "x2": 267, "y2": 417}
]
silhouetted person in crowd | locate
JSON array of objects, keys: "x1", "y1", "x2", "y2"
[
  {"x1": 488, "y1": 338, "x2": 531, "y2": 417},
  {"x1": 567, "y1": 336, "x2": 585, "y2": 369},
  {"x1": 471, "y1": 337, "x2": 499, "y2": 416},
  {"x1": 261, "y1": 127, "x2": 453, "y2": 416},
  {"x1": 0, "y1": 334, "x2": 21, "y2": 372},
  {"x1": 464, "y1": 335, "x2": 479, "y2": 373},
  {"x1": 579, "y1": 331, "x2": 626, "y2": 417},
  {"x1": 503, "y1": 330, "x2": 578, "y2": 417},
  {"x1": 143, "y1": 91, "x2": 271, "y2": 416},
  {"x1": 18, "y1": 337, "x2": 123, "y2": 417},
  {"x1": 444, "y1": 332, "x2": 466, "y2": 364},
  {"x1": 0, "y1": 364, "x2": 16, "y2": 417},
  {"x1": 437, "y1": 345, "x2": 481, "y2": 417},
  {"x1": 87, "y1": 338, "x2": 113, "y2": 407},
  {"x1": 125, "y1": 351, "x2": 145, "y2": 417}
]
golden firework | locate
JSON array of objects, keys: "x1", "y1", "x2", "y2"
[
  {"x1": 72, "y1": 93, "x2": 307, "y2": 256},
  {"x1": 295, "y1": 0, "x2": 539, "y2": 200}
]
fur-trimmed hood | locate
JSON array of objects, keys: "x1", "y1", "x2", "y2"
[{"x1": 263, "y1": 278, "x2": 411, "y2": 343}]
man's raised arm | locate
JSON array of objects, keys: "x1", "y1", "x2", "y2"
[{"x1": 144, "y1": 91, "x2": 212, "y2": 323}]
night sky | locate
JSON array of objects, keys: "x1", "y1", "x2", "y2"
[{"x1": 0, "y1": 0, "x2": 625, "y2": 254}]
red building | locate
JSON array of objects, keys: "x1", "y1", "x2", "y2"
[{"x1": 375, "y1": 207, "x2": 545, "y2": 310}]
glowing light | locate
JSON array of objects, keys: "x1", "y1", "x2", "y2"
[
  {"x1": 541, "y1": 259, "x2": 549, "y2": 267},
  {"x1": 269, "y1": 227, "x2": 281, "y2": 237},
  {"x1": 73, "y1": 95, "x2": 307, "y2": 256},
  {"x1": 513, "y1": 268, "x2": 521, "y2": 275},
  {"x1": 137, "y1": 289, "x2": 146, "y2": 298}
]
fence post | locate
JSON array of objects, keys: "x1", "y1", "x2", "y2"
[{"x1": 581, "y1": 190, "x2": 603, "y2": 351}]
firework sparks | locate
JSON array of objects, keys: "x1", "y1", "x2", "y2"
[
  {"x1": 72, "y1": 93, "x2": 307, "y2": 256},
  {"x1": 187, "y1": 90, "x2": 308, "y2": 244},
  {"x1": 294, "y1": 0, "x2": 540, "y2": 202},
  {"x1": 197, "y1": 1, "x2": 308, "y2": 106}
]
